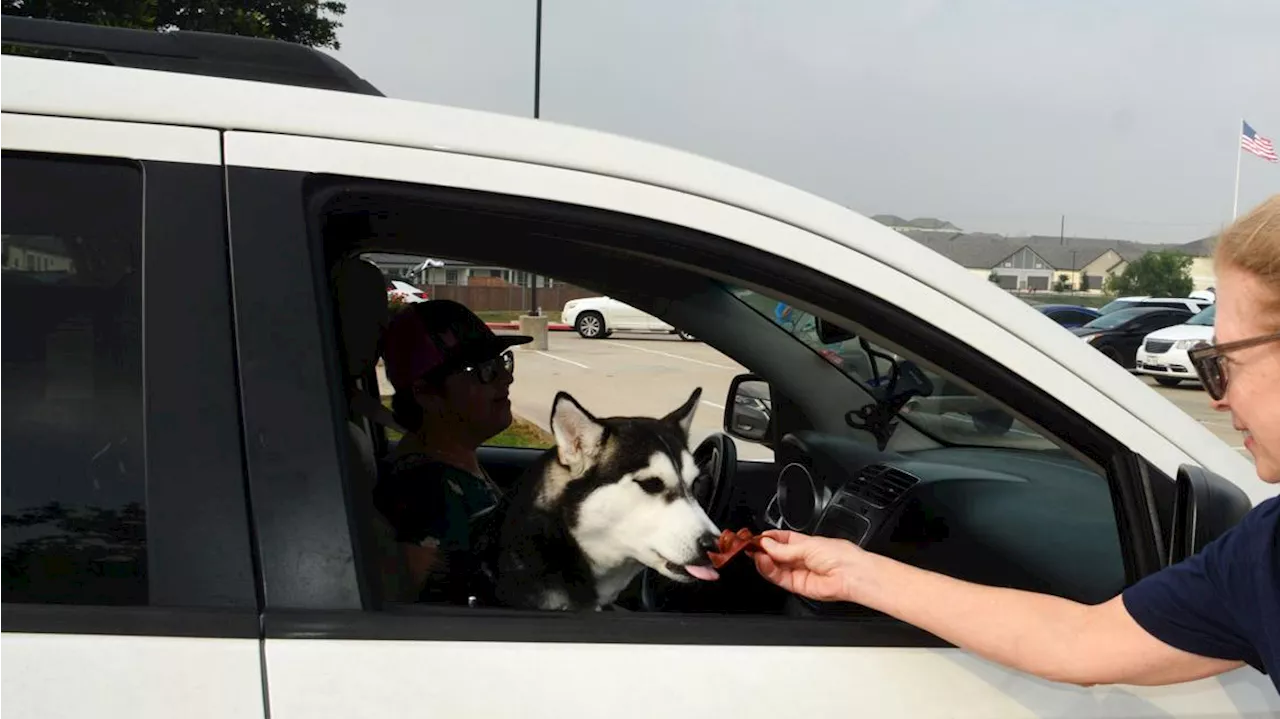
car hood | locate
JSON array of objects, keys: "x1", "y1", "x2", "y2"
[{"x1": 1143, "y1": 323, "x2": 1214, "y2": 342}]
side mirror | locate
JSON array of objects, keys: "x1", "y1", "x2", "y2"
[
  {"x1": 1168, "y1": 464, "x2": 1252, "y2": 563},
  {"x1": 724, "y1": 374, "x2": 772, "y2": 444},
  {"x1": 815, "y1": 317, "x2": 856, "y2": 345}
]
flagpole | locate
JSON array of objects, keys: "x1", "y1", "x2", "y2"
[{"x1": 1232, "y1": 118, "x2": 1243, "y2": 220}]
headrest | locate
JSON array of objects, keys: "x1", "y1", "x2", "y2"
[{"x1": 331, "y1": 257, "x2": 389, "y2": 379}]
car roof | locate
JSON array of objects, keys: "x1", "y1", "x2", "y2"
[{"x1": 1, "y1": 43, "x2": 1253, "y2": 488}]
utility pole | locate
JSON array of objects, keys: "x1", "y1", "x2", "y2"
[{"x1": 528, "y1": 0, "x2": 544, "y2": 317}]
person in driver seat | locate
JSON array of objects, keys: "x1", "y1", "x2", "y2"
[{"x1": 375, "y1": 299, "x2": 531, "y2": 605}]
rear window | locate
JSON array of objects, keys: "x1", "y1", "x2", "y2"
[{"x1": 2, "y1": 153, "x2": 147, "y2": 606}]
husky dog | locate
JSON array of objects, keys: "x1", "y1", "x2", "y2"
[{"x1": 493, "y1": 388, "x2": 723, "y2": 611}]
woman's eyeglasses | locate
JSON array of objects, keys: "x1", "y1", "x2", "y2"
[{"x1": 1187, "y1": 331, "x2": 1280, "y2": 400}]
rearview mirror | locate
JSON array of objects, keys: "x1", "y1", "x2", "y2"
[
  {"x1": 724, "y1": 374, "x2": 771, "y2": 444},
  {"x1": 1168, "y1": 464, "x2": 1252, "y2": 563},
  {"x1": 815, "y1": 317, "x2": 856, "y2": 345}
]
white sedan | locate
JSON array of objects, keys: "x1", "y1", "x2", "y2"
[
  {"x1": 1134, "y1": 304, "x2": 1215, "y2": 387},
  {"x1": 561, "y1": 296, "x2": 695, "y2": 340}
]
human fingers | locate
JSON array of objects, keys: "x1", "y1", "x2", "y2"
[{"x1": 760, "y1": 535, "x2": 810, "y2": 563}]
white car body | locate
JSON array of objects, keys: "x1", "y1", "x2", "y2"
[
  {"x1": 3, "y1": 23, "x2": 1274, "y2": 719},
  {"x1": 387, "y1": 279, "x2": 428, "y2": 303},
  {"x1": 1135, "y1": 307, "x2": 1216, "y2": 386},
  {"x1": 1101, "y1": 295, "x2": 1214, "y2": 315},
  {"x1": 562, "y1": 296, "x2": 677, "y2": 337}
]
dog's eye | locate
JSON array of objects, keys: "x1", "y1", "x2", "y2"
[{"x1": 635, "y1": 478, "x2": 665, "y2": 494}]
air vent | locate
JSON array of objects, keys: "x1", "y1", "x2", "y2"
[{"x1": 845, "y1": 464, "x2": 919, "y2": 509}]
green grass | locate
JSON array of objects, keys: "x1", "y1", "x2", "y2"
[
  {"x1": 380, "y1": 396, "x2": 555, "y2": 449},
  {"x1": 474, "y1": 310, "x2": 563, "y2": 324}
]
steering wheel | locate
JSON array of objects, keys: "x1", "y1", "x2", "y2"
[{"x1": 639, "y1": 433, "x2": 737, "y2": 612}]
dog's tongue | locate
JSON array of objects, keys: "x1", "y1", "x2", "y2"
[{"x1": 684, "y1": 564, "x2": 720, "y2": 581}]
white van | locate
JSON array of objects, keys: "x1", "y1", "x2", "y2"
[
  {"x1": 3, "y1": 17, "x2": 1274, "y2": 719},
  {"x1": 1135, "y1": 305, "x2": 1216, "y2": 387}
]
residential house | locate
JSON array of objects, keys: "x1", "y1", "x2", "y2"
[
  {"x1": 362, "y1": 253, "x2": 555, "y2": 289},
  {"x1": 880, "y1": 216, "x2": 1215, "y2": 293},
  {"x1": 3, "y1": 234, "x2": 76, "y2": 273}
]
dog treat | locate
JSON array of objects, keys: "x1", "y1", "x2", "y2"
[{"x1": 707, "y1": 528, "x2": 765, "y2": 568}]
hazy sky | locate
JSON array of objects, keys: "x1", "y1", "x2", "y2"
[{"x1": 327, "y1": 0, "x2": 1280, "y2": 243}]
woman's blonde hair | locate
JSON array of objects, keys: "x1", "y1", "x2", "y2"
[{"x1": 1216, "y1": 194, "x2": 1280, "y2": 323}]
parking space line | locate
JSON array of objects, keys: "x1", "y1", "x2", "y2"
[
  {"x1": 700, "y1": 400, "x2": 725, "y2": 410},
  {"x1": 534, "y1": 350, "x2": 590, "y2": 369},
  {"x1": 608, "y1": 341, "x2": 737, "y2": 370}
]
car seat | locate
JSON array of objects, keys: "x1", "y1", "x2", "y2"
[{"x1": 330, "y1": 256, "x2": 415, "y2": 604}]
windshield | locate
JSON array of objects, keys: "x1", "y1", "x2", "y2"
[
  {"x1": 1082, "y1": 307, "x2": 1152, "y2": 330},
  {"x1": 1187, "y1": 304, "x2": 1216, "y2": 326},
  {"x1": 1098, "y1": 299, "x2": 1141, "y2": 315},
  {"x1": 726, "y1": 285, "x2": 1057, "y2": 452}
]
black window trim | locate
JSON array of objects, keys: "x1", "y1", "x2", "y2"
[
  {"x1": 227, "y1": 167, "x2": 1163, "y2": 648},
  {"x1": 1, "y1": 152, "x2": 259, "y2": 637}
]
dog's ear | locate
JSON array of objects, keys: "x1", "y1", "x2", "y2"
[
  {"x1": 550, "y1": 391, "x2": 606, "y2": 471},
  {"x1": 663, "y1": 387, "x2": 702, "y2": 438}
]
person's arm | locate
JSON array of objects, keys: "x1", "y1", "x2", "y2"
[{"x1": 754, "y1": 532, "x2": 1244, "y2": 687}]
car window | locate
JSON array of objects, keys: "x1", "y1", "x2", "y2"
[
  {"x1": 1186, "y1": 305, "x2": 1216, "y2": 326},
  {"x1": 2, "y1": 153, "x2": 147, "y2": 606},
  {"x1": 728, "y1": 288, "x2": 1064, "y2": 451},
  {"x1": 304, "y1": 181, "x2": 1123, "y2": 621}
]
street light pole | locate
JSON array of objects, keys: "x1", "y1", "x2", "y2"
[{"x1": 528, "y1": 0, "x2": 543, "y2": 317}]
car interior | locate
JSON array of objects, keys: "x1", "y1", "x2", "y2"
[{"x1": 313, "y1": 180, "x2": 1130, "y2": 620}]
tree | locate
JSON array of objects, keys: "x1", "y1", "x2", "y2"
[
  {"x1": 1105, "y1": 250, "x2": 1194, "y2": 297},
  {"x1": 2, "y1": 0, "x2": 347, "y2": 49},
  {"x1": 1053, "y1": 273, "x2": 1070, "y2": 293},
  {"x1": 988, "y1": 271, "x2": 999, "y2": 284},
  {"x1": 1079, "y1": 273, "x2": 1091, "y2": 292}
]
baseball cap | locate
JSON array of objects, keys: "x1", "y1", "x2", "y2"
[{"x1": 383, "y1": 300, "x2": 532, "y2": 392}]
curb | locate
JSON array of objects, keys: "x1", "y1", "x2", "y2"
[{"x1": 487, "y1": 322, "x2": 573, "y2": 332}]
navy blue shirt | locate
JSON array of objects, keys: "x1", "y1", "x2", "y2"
[{"x1": 1123, "y1": 495, "x2": 1279, "y2": 692}]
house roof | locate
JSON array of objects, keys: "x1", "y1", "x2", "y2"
[
  {"x1": 903, "y1": 231, "x2": 1018, "y2": 269},
  {"x1": 872, "y1": 215, "x2": 962, "y2": 231}
]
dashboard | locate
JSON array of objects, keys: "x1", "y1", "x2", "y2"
[{"x1": 760, "y1": 431, "x2": 1127, "y2": 615}]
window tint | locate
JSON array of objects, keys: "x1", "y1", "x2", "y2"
[{"x1": 2, "y1": 153, "x2": 146, "y2": 606}]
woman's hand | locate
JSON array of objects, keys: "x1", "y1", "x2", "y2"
[{"x1": 752, "y1": 530, "x2": 869, "y2": 603}]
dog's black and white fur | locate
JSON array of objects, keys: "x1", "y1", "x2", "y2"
[{"x1": 493, "y1": 388, "x2": 722, "y2": 611}]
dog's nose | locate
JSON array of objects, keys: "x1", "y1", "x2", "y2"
[{"x1": 696, "y1": 533, "x2": 720, "y2": 555}]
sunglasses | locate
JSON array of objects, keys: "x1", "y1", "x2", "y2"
[
  {"x1": 1187, "y1": 331, "x2": 1280, "y2": 401},
  {"x1": 459, "y1": 350, "x2": 515, "y2": 385}
]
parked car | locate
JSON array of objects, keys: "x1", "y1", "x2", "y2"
[
  {"x1": 1098, "y1": 295, "x2": 1213, "y2": 315},
  {"x1": 1072, "y1": 306, "x2": 1195, "y2": 367},
  {"x1": 1135, "y1": 304, "x2": 1216, "y2": 387},
  {"x1": 561, "y1": 295, "x2": 695, "y2": 340},
  {"x1": 1036, "y1": 303, "x2": 1101, "y2": 328},
  {"x1": 3, "y1": 17, "x2": 1271, "y2": 719},
  {"x1": 387, "y1": 279, "x2": 428, "y2": 304}
]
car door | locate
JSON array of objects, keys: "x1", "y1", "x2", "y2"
[
  {"x1": 222, "y1": 130, "x2": 1271, "y2": 719},
  {"x1": 1, "y1": 113, "x2": 264, "y2": 718}
]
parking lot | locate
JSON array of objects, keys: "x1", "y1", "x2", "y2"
[{"x1": 381, "y1": 331, "x2": 1250, "y2": 464}]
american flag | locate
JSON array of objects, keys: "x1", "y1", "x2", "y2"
[{"x1": 1242, "y1": 120, "x2": 1278, "y2": 163}]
